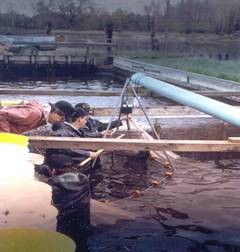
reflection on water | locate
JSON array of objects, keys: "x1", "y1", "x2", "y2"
[{"x1": 0, "y1": 179, "x2": 57, "y2": 230}]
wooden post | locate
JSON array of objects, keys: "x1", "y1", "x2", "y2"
[
  {"x1": 50, "y1": 56, "x2": 55, "y2": 65},
  {"x1": 105, "y1": 21, "x2": 113, "y2": 64},
  {"x1": 222, "y1": 122, "x2": 228, "y2": 140},
  {"x1": 85, "y1": 46, "x2": 90, "y2": 64},
  {"x1": 93, "y1": 57, "x2": 96, "y2": 66},
  {"x1": 67, "y1": 56, "x2": 72, "y2": 65},
  {"x1": 150, "y1": 18, "x2": 155, "y2": 52},
  {"x1": 136, "y1": 38, "x2": 140, "y2": 58},
  {"x1": 31, "y1": 55, "x2": 36, "y2": 65},
  {"x1": 4, "y1": 54, "x2": 9, "y2": 65},
  {"x1": 164, "y1": 0, "x2": 170, "y2": 50}
]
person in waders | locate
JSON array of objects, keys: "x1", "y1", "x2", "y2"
[{"x1": 44, "y1": 108, "x2": 99, "y2": 252}]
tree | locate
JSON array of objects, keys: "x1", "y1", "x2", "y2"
[
  {"x1": 111, "y1": 9, "x2": 129, "y2": 32},
  {"x1": 52, "y1": 0, "x2": 93, "y2": 28},
  {"x1": 164, "y1": 0, "x2": 171, "y2": 49},
  {"x1": 144, "y1": 1, "x2": 165, "y2": 31},
  {"x1": 144, "y1": 4, "x2": 153, "y2": 31},
  {"x1": 212, "y1": 0, "x2": 240, "y2": 34}
]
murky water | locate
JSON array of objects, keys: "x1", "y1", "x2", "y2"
[
  {"x1": 90, "y1": 155, "x2": 240, "y2": 252},
  {"x1": 0, "y1": 78, "x2": 173, "y2": 107}
]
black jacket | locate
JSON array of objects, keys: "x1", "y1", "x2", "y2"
[
  {"x1": 46, "y1": 122, "x2": 91, "y2": 168},
  {"x1": 82, "y1": 117, "x2": 122, "y2": 138}
]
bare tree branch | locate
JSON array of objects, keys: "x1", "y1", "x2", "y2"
[{"x1": 52, "y1": 0, "x2": 92, "y2": 27}]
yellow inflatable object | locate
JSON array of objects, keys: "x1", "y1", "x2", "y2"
[
  {"x1": 0, "y1": 228, "x2": 76, "y2": 252},
  {"x1": 0, "y1": 133, "x2": 28, "y2": 146},
  {"x1": 0, "y1": 100, "x2": 23, "y2": 106},
  {"x1": 0, "y1": 133, "x2": 44, "y2": 165}
]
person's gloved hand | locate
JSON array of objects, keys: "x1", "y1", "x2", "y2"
[
  {"x1": 90, "y1": 151, "x2": 99, "y2": 159},
  {"x1": 101, "y1": 130, "x2": 113, "y2": 137},
  {"x1": 120, "y1": 114, "x2": 132, "y2": 121}
]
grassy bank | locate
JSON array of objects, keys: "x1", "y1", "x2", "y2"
[{"x1": 138, "y1": 56, "x2": 240, "y2": 83}]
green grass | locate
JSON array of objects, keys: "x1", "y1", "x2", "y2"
[{"x1": 138, "y1": 56, "x2": 240, "y2": 83}]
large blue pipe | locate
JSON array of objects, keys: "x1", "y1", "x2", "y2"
[{"x1": 131, "y1": 72, "x2": 240, "y2": 127}]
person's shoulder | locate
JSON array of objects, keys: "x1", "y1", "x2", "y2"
[
  {"x1": 89, "y1": 117, "x2": 100, "y2": 124},
  {"x1": 52, "y1": 122, "x2": 64, "y2": 131},
  {"x1": 54, "y1": 122, "x2": 80, "y2": 137},
  {"x1": 52, "y1": 123, "x2": 69, "y2": 135}
]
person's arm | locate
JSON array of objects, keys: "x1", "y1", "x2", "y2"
[
  {"x1": 94, "y1": 118, "x2": 122, "y2": 132},
  {"x1": 67, "y1": 148, "x2": 91, "y2": 157},
  {"x1": 108, "y1": 118, "x2": 123, "y2": 130},
  {"x1": 82, "y1": 130, "x2": 103, "y2": 138}
]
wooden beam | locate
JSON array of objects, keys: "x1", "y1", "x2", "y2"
[
  {"x1": 153, "y1": 115, "x2": 211, "y2": 119},
  {"x1": 228, "y1": 137, "x2": 240, "y2": 143},
  {"x1": 29, "y1": 136, "x2": 240, "y2": 152},
  {"x1": 1, "y1": 88, "x2": 240, "y2": 98},
  {"x1": 136, "y1": 89, "x2": 240, "y2": 98},
  {"x1": 195, "y1": 91, "x2": 240, "y2": 97},
  {"x1": 0, "y1": 88, "x2": 151, "y2": 97},
  {"x1": 0, "y1": 89, "x2": 121, "y2": 97},
  {"x1": 0, "y1": 98, "x2": 206, "y2": 116},
  {"x1": 0, "y1": 98, "x2": 230, "y2": 118},
  {"x1": 92, "y1": 106, "x2": 206, "y2": 116},
  {"x1": 0, "y1": 98, "x2": 208, "y2": 116},
  {"x1": 133, "y1": 89, "x2": 240, "y2": 98}
]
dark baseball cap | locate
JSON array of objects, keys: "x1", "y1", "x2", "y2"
[
  {"x1": 72, "y1": 107, "x2": 88, "y2": 122},
  {"x1": 75, "y1": 103, "x2": 91, "y2": 113},
  {"x1": 54, "y1": 101, "x2": 75, "y2": 122}
]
